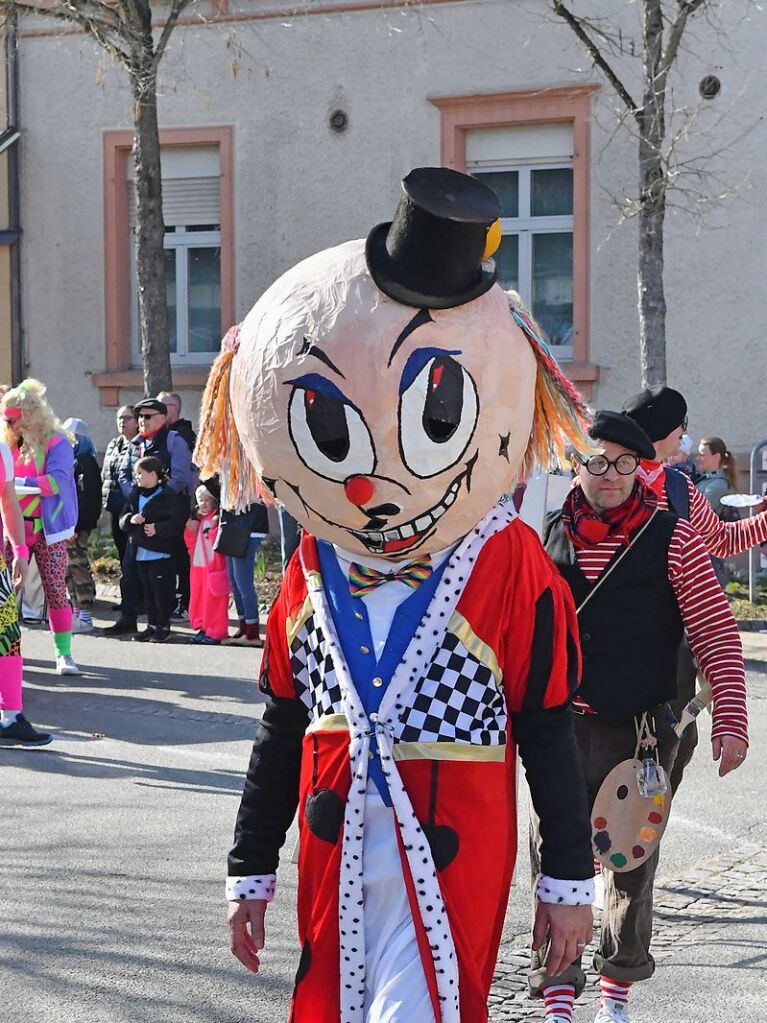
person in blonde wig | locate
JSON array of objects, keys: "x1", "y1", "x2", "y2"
[{"x1": 0, "y1": 380, "x2": 81, "y2": 675}]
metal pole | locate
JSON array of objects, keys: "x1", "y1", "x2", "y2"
[{"x1": 748, "y1": 439, "x2": 767, "y2": 603}]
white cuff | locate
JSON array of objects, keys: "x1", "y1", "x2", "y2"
[
  {"x1": 536, "y1": 874, "x2": 594, "y2": 906},
  {"x1": 226, "y1": 874, "x2": 276, "y2": 903}
]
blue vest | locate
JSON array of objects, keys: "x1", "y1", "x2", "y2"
[{"x1": 317, "y1": 542, "x2": 447, "y2": 805}]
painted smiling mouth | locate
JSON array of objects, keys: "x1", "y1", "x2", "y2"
[
  {"x1": 282, "y1": 454, "x2": 476, "y2": 557},
  {"x1": 350, "y1": 455, "x2": 477, "y2": 555},
  {"x1": 350, "y1": 478, "x2": 461, "y2": 554}
]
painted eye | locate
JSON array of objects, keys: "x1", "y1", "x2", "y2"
[
  {"x1": 399, "y1": 356, "x2": 478, "y2": 479},
  {"x1": 288, "y1": 385, "x2": 376, "y2": 482}
]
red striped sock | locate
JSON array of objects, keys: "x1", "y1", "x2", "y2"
[
  {"x1": 601, "y1": 977, "x2": 632, "y2": 1005},
  {"x1": 543, "y1": 983, "x2": 575, "y2": 1020}
]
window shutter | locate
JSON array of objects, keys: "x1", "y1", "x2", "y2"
[
  {"x1": 466, "y1": 123, "x2": 574, "y2": 168},
  {"x1": 128, "y1": 176, "x2": 220, "y2": 229}
]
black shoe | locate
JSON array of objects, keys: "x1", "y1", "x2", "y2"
[
  {"x1": 135, "y1": 627, "x2": 155, "y2": 643},
  {"x1": 0, "y1": 714, "x2": 53, "y2": 747},
  {"x1": 171, "y1": 602, "x2": 189, "y2": 621},
  {"x1": 150, "y1": 627, "x2": 171, "y2": 643},
  {"x1": 102, "y1": 618, "x2": 138, "y2": 636}
]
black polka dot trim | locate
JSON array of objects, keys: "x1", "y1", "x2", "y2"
[
  {"x1": 225, "y1": 874, "x2": 276, "y2": 902},
  {"x1": 535, "y1": 874, "x2": 595, "y2": 907}
]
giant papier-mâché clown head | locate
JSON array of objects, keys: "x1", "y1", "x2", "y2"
[{"x1": 196, "y1": 168, "x2": 590, "y2": 561}]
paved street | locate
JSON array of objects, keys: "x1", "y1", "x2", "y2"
[{"x1": 4, "y1": 606, "x2": 767, "y2": 1023}]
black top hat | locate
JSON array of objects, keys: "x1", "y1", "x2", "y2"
[{"x1": 365, "y1": 167, "x2": 501, "y2": 310}]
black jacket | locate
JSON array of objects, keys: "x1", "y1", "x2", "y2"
[
  {"x1": 74, "y1": 452, "x2": 103, "y2": 533},
  {"x1": 119, "y1": 485, "x2": 186, "y2": 554},
  {"x1": 214, "y1": 502, "x2": 269, "y2": 558},
  {"x1": 102, "y1": 435, "x2": 130, "y2": 515},
  {"x1": 170, "y1": 418, "x2": 197, "y2": 453}
]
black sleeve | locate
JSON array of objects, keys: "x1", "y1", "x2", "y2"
[
  {"x1": 118, "y1": 493, "x2": 137, "y2": 534},
  {"x1": 227, "y1": 695, "x2": 308, "y2": 876},
  {"x1": 79, "y1": 454, "x2": 103, "y2": 530},
  {"x1": 512, "y1": 703, "x2": 593, "y2": 880}
]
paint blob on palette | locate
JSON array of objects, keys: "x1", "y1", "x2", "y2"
[{"x1": 591, "y1": 758, "x2": 670, "y2": 873}]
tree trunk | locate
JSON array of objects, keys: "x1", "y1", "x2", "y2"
[
  {"x1": 637, "y1": 141, "x2": 667, "y2": 388},
  {"x1": 637, "y1": 0, "x2": 667, "y2": 389},
  {"x1": 131, "y1": 59, "x2": 172, "y2": 396}
]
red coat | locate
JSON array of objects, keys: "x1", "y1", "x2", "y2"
[{"x1": 231, "y1": 505, "x2": 587, "y2": 1023}]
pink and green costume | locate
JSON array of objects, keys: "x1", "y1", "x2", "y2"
[
  {"x1": 0, "y1": 442, "x2": 23, "y2": 715},
  {"x1": 11, "y1": 432, "x2": 78, "y2": 658}
]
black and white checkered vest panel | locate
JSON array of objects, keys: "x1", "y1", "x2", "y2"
[{"x1": 291, "y1": 614, "x2": 507, "y2": 746}]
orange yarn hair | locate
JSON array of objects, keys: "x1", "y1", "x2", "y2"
[
  {"x1": 194, "y1": 326, "x2": 265, "y2": 511},
  {"x1": 505, "y1": 294, "x2": 594, "y2": 478}
]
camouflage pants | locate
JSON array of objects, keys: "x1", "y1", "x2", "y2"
[{"x1": 67, "y1": 530, "x2": 96, "y2": 611}]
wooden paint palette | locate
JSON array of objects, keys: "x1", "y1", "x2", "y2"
[{"x1": 591, "y1": 758, "x2": 670, "y2": 872}]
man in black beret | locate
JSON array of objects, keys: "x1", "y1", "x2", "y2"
[{"x1": 532, "y1": 411, "x2": 748, "y2": 1023}]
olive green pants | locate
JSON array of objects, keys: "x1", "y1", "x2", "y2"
[{"x1": 528, "y1": 707, "x2": 680, "y2": 996}]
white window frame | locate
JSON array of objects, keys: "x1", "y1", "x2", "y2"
[
  {"x1": 130, "y1": 224, "x2": 222, "y2": 367},
  {"x1": 473, "y1": 159, "x2": 574, "y2": 361}
]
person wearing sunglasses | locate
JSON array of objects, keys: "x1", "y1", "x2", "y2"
[
  {"x1": 534, "y1": 410, "x2": 748, "y2": 1023},
  {"x1": 0, "y1": 378, "x2": 81, "y2": 676},
  {"x1": 108, "y1": 398, "x2": 196, "y2": 636}
]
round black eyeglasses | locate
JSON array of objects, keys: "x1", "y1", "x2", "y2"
[{"x1": 579, "y1": 453, "x2": 640, "y2": 476}]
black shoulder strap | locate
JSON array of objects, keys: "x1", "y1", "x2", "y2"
[{"x1": 664, "y1": 467, "x2": 690, "y2": 521}]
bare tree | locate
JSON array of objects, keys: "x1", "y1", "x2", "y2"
[
  {"x1": 553, "y1": 0, "x2": 721, "y2": 387},
  {"x1": 1, "y1": 0, "x2": 200, "y2": 394}
]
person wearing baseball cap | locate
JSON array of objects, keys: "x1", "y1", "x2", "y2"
[
  {"x1": 534, "y1": 410, "x2": 748, "y2": 1023},
  {"x1": 106, "y1": 396, "x2": 197, "y2": 636}
]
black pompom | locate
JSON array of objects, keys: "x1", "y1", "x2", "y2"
[{"x1": 305, "y1": 788, "x2": 345, "y2": 845}]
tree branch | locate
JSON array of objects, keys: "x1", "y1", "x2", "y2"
[
  {"x1": 153, "y1": 0, "x2": 196, "y2": 66},
  {"x1": 657, "y1": 0, "x2": 711, "y2": 93},
  {"x1": 552, "y1": 0, "x2": 639, "y2": 116},
  {"x1": 1, "y1": 0, "x2": 133, "y2": 64}
]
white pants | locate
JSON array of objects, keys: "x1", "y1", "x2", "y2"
[{"x1": 362, "y1": 785, "x2": 436, "y2": 1023}]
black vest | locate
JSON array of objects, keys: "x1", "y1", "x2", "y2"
[{"x1": 544, "y1": 509, "x2": 684, "y2": 721}]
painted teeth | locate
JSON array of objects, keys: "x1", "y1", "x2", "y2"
[{"x1": 354, "y1": 473, "x2": 465, "y2": 550}]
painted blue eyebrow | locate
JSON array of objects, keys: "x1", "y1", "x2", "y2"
[
  {"x1": 285, "y1": 373, "x2": 351, "y2": 405},
  {"x1": 399, "y1": 348, "x2": 462, "y2": 395}
]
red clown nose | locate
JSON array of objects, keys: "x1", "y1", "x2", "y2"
[{"x1": 344, "y1": 476, "x2": 375, "y2": 507}]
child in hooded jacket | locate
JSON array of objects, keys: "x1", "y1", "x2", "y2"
[
  {"x1": 119, "y1": 457, "x2": 184, "y2": 643},
  {"x1": 185, "y1": 480, "x2": 230, "y2": 644}
]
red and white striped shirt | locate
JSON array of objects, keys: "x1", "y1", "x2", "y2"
[
  {"x1": 573, "y1": 517, "x2": 748, "y2": 744},
  {"x1": 648, "y1": 463, "x2": 767, "y2": 557}
]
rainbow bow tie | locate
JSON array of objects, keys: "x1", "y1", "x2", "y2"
[{"x1": 348, "y1": 558, "x2": 432, "y2": 597}]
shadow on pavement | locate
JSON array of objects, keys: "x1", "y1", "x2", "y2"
[
  {"x1": 0, "y1": 746, "x2": 249, "y2": 791},
  {"x1": 14, "y1": 651, "x2": 268, "y2": 748}
]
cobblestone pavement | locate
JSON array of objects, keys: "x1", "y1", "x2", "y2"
[{"x1": 489, "y1": 842, "x2": 767, "y2": 1021}]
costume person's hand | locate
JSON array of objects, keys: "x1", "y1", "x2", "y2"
[
  {"x1": 712, "y1": 735, "x2": 748, "y2": 777},
  {"x1": 228, "y1": 899, "x2": 267, "y2": 973},
  {"x1": 143, "y1": 523, "x2": 157, "y2": 537},
  {"x1": 131, "y1": 513, "x2": 144, "y2": 525},
  {"x1": 532, "y1": 901, "x2": 593, "y2": 977}
]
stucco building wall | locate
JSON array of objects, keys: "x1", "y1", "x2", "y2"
[{"x1": 15, "y1": 0, "x2": 765, "y2": 457}]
